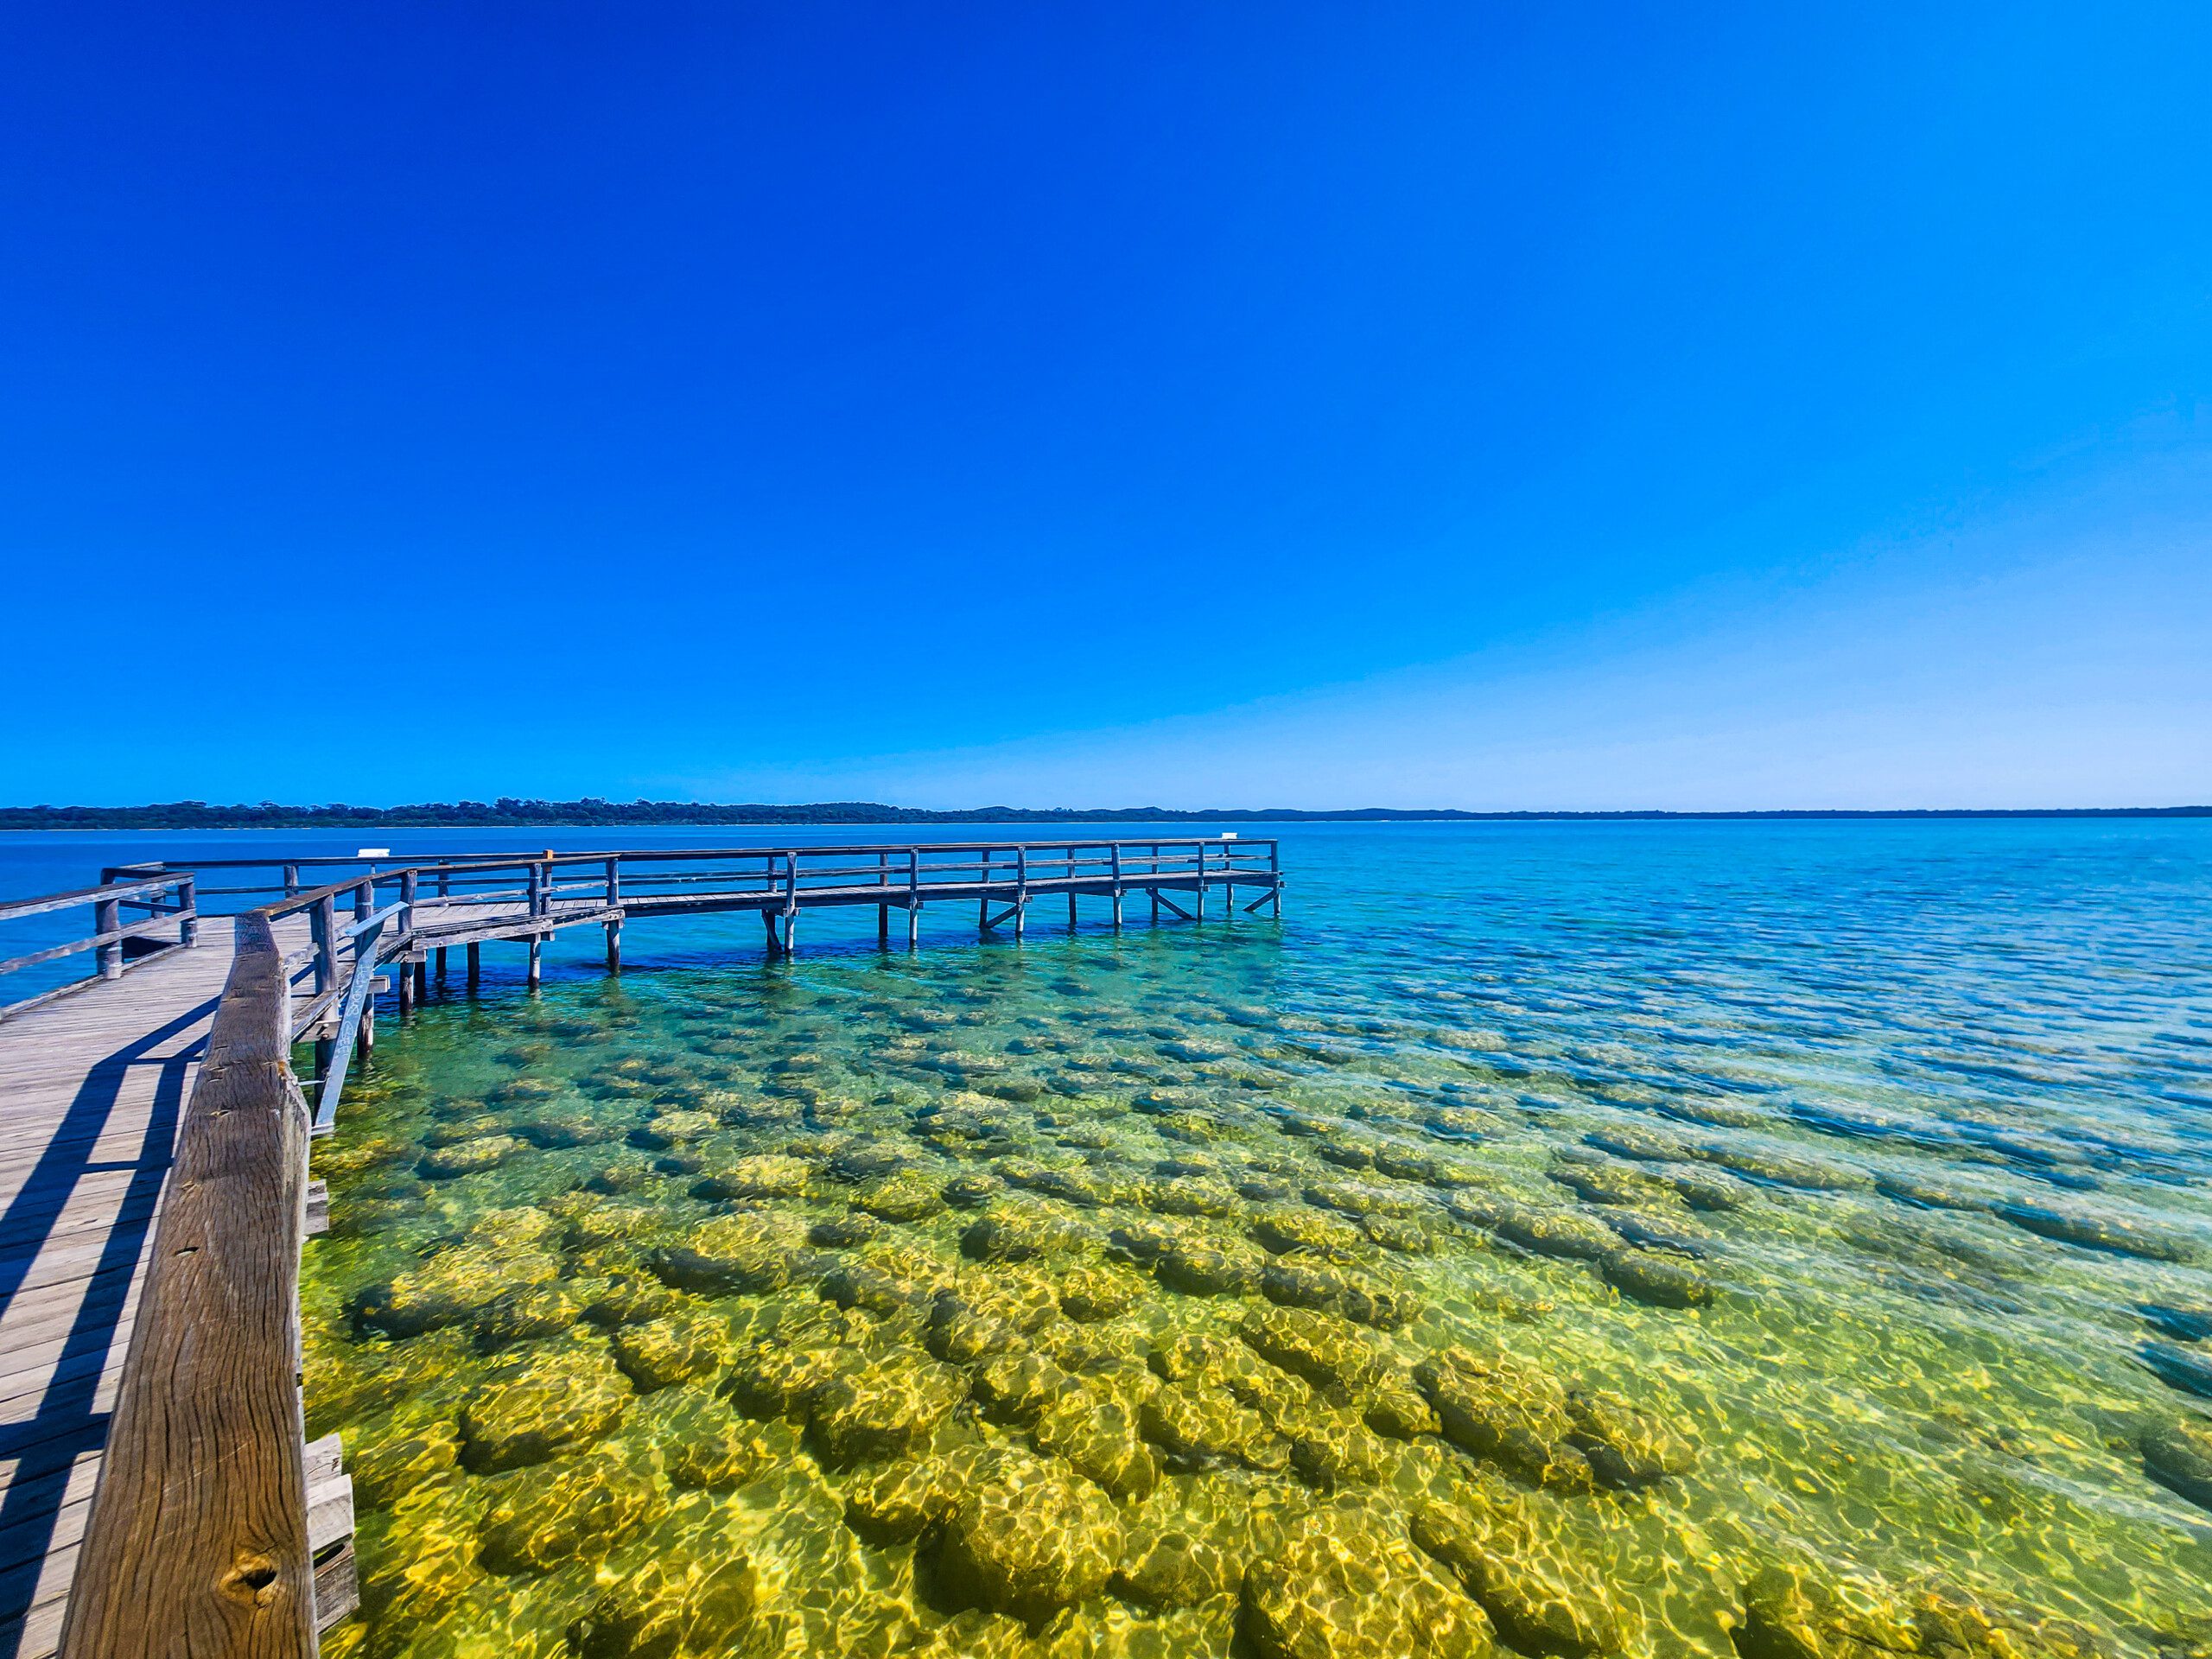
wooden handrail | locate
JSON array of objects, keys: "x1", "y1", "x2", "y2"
[
  {"x1": 60, "y1": 911, "x2": 315, "y2": 1659},
  {"x1": 0, "y1": 875, "x2": 184, "y2": 924}
]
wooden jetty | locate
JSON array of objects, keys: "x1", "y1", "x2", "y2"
[{"x1": 0, "y1": 837, "x2": 1281, "y2": 1656}]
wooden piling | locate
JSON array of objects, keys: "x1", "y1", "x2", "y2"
[
  {"x1": 527, "y1": 937, "x2": 542, "y2": 986},
  {"x1": 466, "y1": 940, "x2": 480, "y2": 987}
]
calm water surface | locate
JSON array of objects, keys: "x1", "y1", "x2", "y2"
[{"x1": 74, "y1": 823, "x2": 2212, "y2": 1659}]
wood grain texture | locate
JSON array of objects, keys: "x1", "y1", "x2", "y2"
[{"x1": 58, "y1": 912, "x2": 313, "y2": 1659}]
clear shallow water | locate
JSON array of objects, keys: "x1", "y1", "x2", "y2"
[{"x1": 279, "y1": 823, "x2": 2212, "y2": 1659}]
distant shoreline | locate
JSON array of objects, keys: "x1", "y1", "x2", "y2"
[{"x1": 2, "y1": 800, "x2": 2207, "y2": 830}]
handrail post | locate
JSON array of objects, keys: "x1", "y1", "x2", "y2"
[
  {"x1": 1271, "y1": 839, "x2": 1282, "y2": 917},
  {"x1": 783, "y1": 852, "x2": 798, "y2": 954},
  {"x1": 1193, "y1": 839, "x2": 1205, "y2": 920},
  {"x1": 877, "y1": 850, "x2": 890, "y2": 948},
  {"x1": 604, "y1": 858, "x2": 622, "y2": 972},
  {"x1": 178, "y1": 875, "x2": 198, "y2": 947},
  {"x1": 528, "y1": 859, "x2": 545, "y2": 919},
  {"x1": 283, "y1": 861, "x2": 301, "y2": 898},
  {"x1": 94, "y1": 892, "x2": 123, "y2": 979},
  {"x1": 1066, "y1": 844, "x2": 1077, "y2": 929},
  {"x1": 1109, "y1": 842, "x2": 1123, "y2": 928},
  {"x1": 1014, "y1": 845, "x2": 1027, "y2": 938},
  {"x1": 907, "y1": 848, "x2": 920, "y2": 949}
]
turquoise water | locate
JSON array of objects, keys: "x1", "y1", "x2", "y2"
[{"x1": 276, "y1": 822, "x2": 2212, "y2": 1659}]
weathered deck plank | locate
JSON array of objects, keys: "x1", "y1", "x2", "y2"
[{"x1": 0, "y1": 930, "x2": 242, "y2": 1659}]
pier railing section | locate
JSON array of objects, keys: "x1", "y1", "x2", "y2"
[
  {"x1": 57, "y1": 836, "x2": 1281, "y2": 1655},
  {"x1": 0, "y1": 874, "x2": 197, "y2": 1020}
]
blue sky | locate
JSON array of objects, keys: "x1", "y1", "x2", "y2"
[{"x1": 3, "y1": 3, "x2": 2208, "y2": 808}]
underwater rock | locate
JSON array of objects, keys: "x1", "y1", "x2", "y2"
[
  {"x1": 1873, "y1": 1173, "x2": 1991, "y2": 1212},
  {"x1": 1997, "y1": 1203, "x2": 2197, "y2": 1263},
  {"x1": 1414, "y1": 1350, "x2": 1592, "y2": 1493},
  {"x1": 1583, "y1": 1126, "x2": 1693, "y2": 1164},
  {"x1": 927, "y1": 1292, "x2": 1028, "y2": 1365},
  {"x1": 1564, "y1": 1388, "x2": 1694, "y2": 1488},
  {"x1": 511, "y1": 1109, "x2": 615, "y2": 1149},
  {"x1": 1412, "y1": 1481, "x2": 1622, "y2": 1656},
  {"x1": 1495, "y1": 1207, "x2": 1620, "y2": 1263},
  {"x1": 459, "y1": 1338, "x2": 632, "y2": 1471},
  {"x1": 1307, "y1": 1179, "x2": 1429, "y2": 1219},
  {"x1": 1141, "y1": 1174, "x2": 1244, "y2": 1217},
  {"x1": 1031, "y1": 1387, "x2": 1160, "y2": 1500},
  {"x1": 629, "y1": 1108, "x2": 718, "y2": 1149},
  {"x1": 941, "y1": 1171, "x2": 1007, "y2": 1208},
  {"x1": 2142, "y1": 1418, "x2": 2212, "y2": 1510},
  {"x1": 1250, "y1": 1206, "x2": 1370, "y2": 1262},
  {"x1": 566, "y1": 1554, "x2": 760, "y2": 1659},
  {"x1": 819, "y1": 1259, "x2": 937, "y2": 1320},
  {"x1": 1362, "y1": 1213, "x2": 1440, "y2": 1254},
  {"x1": 1287, "y1": 1414, "x2": 1395, "y2": 1491},
  {"x1": 1113, "y1": 1526, "x2": 1240, "y2": 1609},
  {"x1": 1600, "y1": 1248, "x2": 1715, "y2": 1309},
  {"x1": 649, "y1": 1211, "x2": 808, "y2": 1294},
  {"x1": 1058, "y1": 1263, "x2": 1148, "y2": 1322},
  {"x1": 2141, "y1": 1304, "x2": 2212, "y2": 1343},
  {"x1": 807, "y1": 1352, "x2": 966, "y2": 1465},
  {"x1": 1242, "y1": 1503, "x2": 1492, "y2": 1659},
  {"x1": 579, "y1": 1271, "x2": 681, "y2": 1329},
  {"x1": 722, "y1": 1320, "x2": 872, "y2": 1421},
  {"x1": 1547, "y1": 1155, "x2": 1675, "y2": 1208},
  {"x1": 1141, "y1": 1381, "x2": 1272, "y2": 1469},
  {"x1": 612, "y1": 1308, "x2": 732, "y2": 1393},
  {"x1": 1158, "y1": 1236, "x2": 1267, "y2": 1297},
  {"x1": 477, "y1": 1445, "x2": 658, "y2": 1573},
  {"x1": 692, "y1": 1152, "x2": 814, "y2": 1200},
  {"x1": 1699, "y1": 1145, "x2": 1871, "y2": 1192},
  {"x1": 974, "y1": 1349, "x2": 1080, "y2": 1428},
  {"x1": 1662, "y1": 1165, "x2": 1758, "y2": 1212},
  {"x1": 416, "y1": 1133, "x2": 524, "y2": 1179},
  {"x1": 467, "y1": 1282, "x2": 582, "y2": 1351},
  {"x1": 810, "y1": 1212, "x2": 884, "y2": 1248},
  {"x1": 352, "y1": 1230, "x2": 563, "y2": 1339},
  {"x1": 845, "y1": 1447, "x2": 979, "y2": 1544},
  {"x1": 963, "y1": 1204, "x2": 1096, "y2": 1263},
  {"x1": 1731, "y1": 1563, "x2": 1919, "y2": 1659},
  {"x1": 1364, "y1": 1376, "x2": 1441, "y2": 1440},
  {"x1": 935, "y1": 1448, "x2": 1123, "y2": 1624},
  {"x1": 855, "y1": 1169, "x2": 947, "y2": 1222},
  {"x1": 2141, "y1": 1342, "x2": 2212, "y2": 1401},
  {"x1": 635, "y1": 1388, "x2": 773, "y2": 1490},
  {"x1": 351, "y1": 1421, "x2": 459, "y2": 1510},
  {"x1": 1242, "y1": 1306, "x2": 1382, "y2": 1391}
]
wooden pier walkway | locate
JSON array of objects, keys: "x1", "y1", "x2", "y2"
[{"x1": 0, "y1": 837, "x2": 1281, "y2": 1656}]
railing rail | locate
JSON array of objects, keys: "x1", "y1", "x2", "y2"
[{"x1": 0, "y1": 874, "x2": 198, "y2": 1019}]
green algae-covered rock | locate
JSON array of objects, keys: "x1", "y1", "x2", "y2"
[
  {"x1": 1113, "y1": 1526, "x2": 1240, "y2": 1609},
  {"x1": 467, "y1": 1282, "x2": 582, "y2": 1351},
  {"x1": 807, "y1": 1351, "x2": 967, "y2": 1465},
  {"x1": 941, "y1": 1171, "x2": 1006, "y2": 1208},
  {"x1": 844, "y1": 1445, "x2": 992, "y2": 1544},
  {"x1": 1159, "y1": 1236, "x2": 1267, "y2": 1296},
  {"x1": 1031, "y1": 1388, "x2": 1160, "y2": 1501},
  {"x1": 2142, "y1": 1417, "x2": 2212, "y2": 1510},
  {"x1": 612, "y1": 1308, "x2": 733, "y2": 1393},
  {"x1": 1141, "y1": 1380, "x2": 1271, "y2": 1470},
  {"x1": 1700, "y1": 1145, "x2": 1870, "y2": 1193},
  {"x1": 633, "y1": 1387, "x2": 774, "y2": 1491},
  {"x1": 1565, "y1": 1388, "x2": 1694, "y2": 1489},
  {"x1": 1058, "y1": 1262, "x2": 1148, "y2": 1322},
  {"x1": 579, "y1": 1271, "x2": 681, "y2": 1329},
  {"x1": 349, "y1": 1230, "x2": 563, "y2": 1339},
  {"x1": 722, "y1": 1332, "x2": 868, "y2": 1421},
  {"x1": 459, "y1": 1338, "x2": 632, "y2": 1471},
  {"x1": 1995, "y1": 1203, "x2": 2197, "y2": 1263},
  {"x1": 1363, "y1": 1376, "x2": 1442, "y2": 1440},
  {"x1": 1732, "y1": 1563, "x2": 1918, "y2": 1659},
  {"x1": 1242, "y1": 1503, "x2": 1492, "y2": 1659},
  {"x1": 855, "y1": 1168, "x2": 947, "y2": 1222},
  {"x1": 927, "y1": 1290, "x2": 1029, "y2": 1364},
  {"x1": 963, "y1": 1204, "x2": 1096, "y2": 1262},
  {"x1": 650, "y1": 1210, "x2": 808, "y2": 1294},
  {"x1": 1140, "y1": 1174, "x2": 1245, "y2": 1218},
  {"x1": 692, "y1": 1152, "x2": 814, "y2": 1200},
  {"x1": 1495, "y1": 1207, "x2": 1620, "y2": 1262},
  {"x1": 1287, "y1": 1414, "x2": 1395, "y2": 1492},
  {"x1": 1362, "y1": 1213, "x2": 1440, "y2": 1255},
  {"x1": 1242, "y1": 1306, "x2": 1382, "y2": 1391},
  {"x1": 1413, "y1": 1483, "x2": 1623, "y2": 1656},
  {"x1": 1600, "y1": 1248, "x2": 1715, "y2": 1309},
  {"x1": 973, "y1": 1349, "x2": 1079, "y2": 1428},
  {"x1": 1250, "y1": 1206, "x2": 1370, "y2": 1261},
  {"x1": 351, "y1": 1421, "x2": 459, "y2": 1511},
  {"x1": 935, "y1": 1449, "x2": 1123, "y2": 1624},
  {"x1": 477, "y1": 1446, "x2": 658, "y2": 1573},
  {"x1": 1414, "y1": 1350, "x2": 1592, "y2": 1493},
  {"x1": 565, "y1": 1553, "x2": 760, "y2": 1659},
  {"x1": 631, "y1": 1107, "x2": 719, "y2": 1148},
  {"x1": 417, "y1": 1134, "x2": 524, "y2": 1179}
]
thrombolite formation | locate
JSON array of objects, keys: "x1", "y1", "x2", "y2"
[
  {"x1": 1241, "y1": 1503, "x2": 1493, "y2": 1659},
  {"x1": 300, "y1": 938, "x2": 2210, "y2": 1659}
]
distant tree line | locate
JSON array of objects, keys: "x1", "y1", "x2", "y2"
[{"x1": 0, "y1": 798, "x2": 2205, "y2": 830}]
